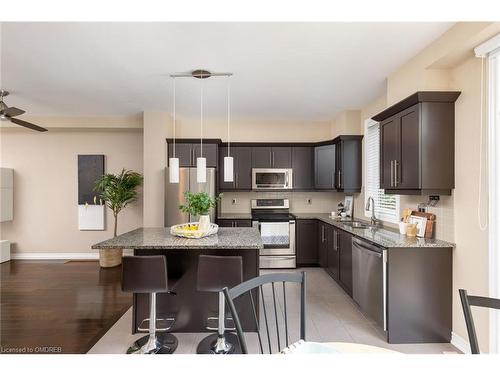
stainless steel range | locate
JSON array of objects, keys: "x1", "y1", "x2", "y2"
[{"x1": 251, "y1": 198, "x2": 296, "y2": 269}]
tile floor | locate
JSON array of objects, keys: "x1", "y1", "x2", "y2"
[{"x1": 88, "y1": 267, "x2": 460, "y2": 354}]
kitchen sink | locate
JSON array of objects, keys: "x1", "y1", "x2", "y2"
[{"x1": 344, "y1": 221, "x2": 372, "y2": 229}]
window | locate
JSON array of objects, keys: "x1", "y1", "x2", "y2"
[{"x1": 364, "y1": 119, "x2": 400, "y2": 223}]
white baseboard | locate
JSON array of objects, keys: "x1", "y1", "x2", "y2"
[
  {"x1": 11, "y1": 249, "x2": 133, "y2": 260},
  {"x1": 451, "y1": 331, "x2": 470, "y2": 354}
]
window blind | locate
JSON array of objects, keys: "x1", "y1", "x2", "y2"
[{"x1": 364, "y1": 121, "x2": 400, "y2": 223}]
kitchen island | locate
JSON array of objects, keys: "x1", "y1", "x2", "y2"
[{"x1": 92, "y1": 227, "x2": 263, "y2": 333}]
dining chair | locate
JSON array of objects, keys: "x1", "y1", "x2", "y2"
[
  {"x1": 459, "y1": 289, "x2": 500, "y2": 354},
  {"x1": 222, "y1": 271, "x2": 306, "y2": 354}
]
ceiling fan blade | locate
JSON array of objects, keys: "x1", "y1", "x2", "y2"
[
  {"x1": 10, "y1": 118, "x2": 48, "y2": 132},
  {"x1": 3, "y1": 107, "x2": 25, "y2": 117}
]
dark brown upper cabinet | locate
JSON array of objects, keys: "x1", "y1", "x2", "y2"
[
  {"x1": 218, "y1": 146, "x2": 252, "y2": 191},
  {"x1": 314, "y1": 144, "x2": 336, "y2": 190},
  {"x1": 373, "y1": 91, "x2": 460, "y2": 195},
  {"x1": 292, "y1": 146, "x2": 314, "y2": 190},
  {"x1": 334, "y1": 136, "x2": 363, "y2": 192},
  {"x1": 251, "y1": 146, "x2": 291, "y2": 168},
  {"x1": 167, "y1": 141, "x2": 218, "y2": 168}
]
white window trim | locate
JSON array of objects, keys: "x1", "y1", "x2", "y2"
[
  {"x1": 363, "y1": 118, "x2": 400, "y2": 224},
  {"x1": 487, "y1": 46, "x2": 500, "y2": 354}
]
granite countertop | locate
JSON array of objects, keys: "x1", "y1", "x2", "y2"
[
  {"x1": 293, "y1": 212, "x2": 455, "y2": 249},
  {"x1": 92, "y1": 227, "x2": 263, "y2": 250},
  {"x1": 217, "y1": 213, "x2": 253, "y2": 220}
]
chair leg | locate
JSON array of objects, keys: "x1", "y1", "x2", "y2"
[
  {"x1": 127, "y1": 292, "x2": 178, "y2": 354},
  {"x1": 196, "y1": 292, "x2": 240, "y2": 354}
]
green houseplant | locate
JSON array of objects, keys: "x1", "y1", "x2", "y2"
[
  {"x1": 94, "y1": 169, "x2": 143, "y2": 267},
  {"x1": 179, "y1": 191, "x2": 222, "y2": 230}
]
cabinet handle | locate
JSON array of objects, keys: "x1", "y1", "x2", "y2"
[
  {"x1": 269, "y1": 151, "x2": 272, "y2": 167},
  {"x1": 322, "y1": 226, "x2": 325, "y2": 242},
  {"x1": 394, "y1": 160, "x2": 399, "y2": 186},
  {"x1": 333, "y1": 231, "x2": 337, "y2": 251},
  {"x1": 337, "y1": 232, "x2": 340, "y2": 250},
  {"x1": 390, "y1": 160, "x2": 394, "y2": 187},
  {"x1": 332, "y1": 172, "x2": 335, "y2": 188},
  {"x1": 338, "y1": 169, "x2": 341, "y2": 188}
]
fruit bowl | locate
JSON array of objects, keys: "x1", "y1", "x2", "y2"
[{"x1": 170, "y1": 222, "x2": 219, "y2": 239}]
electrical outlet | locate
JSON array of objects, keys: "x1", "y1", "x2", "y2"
[
  {"x1": 307, "y1": 198, "x2": 312, "y2": 205},
  {"x1": 232, "y1": 199, "x2": 237, "y2": 205}
]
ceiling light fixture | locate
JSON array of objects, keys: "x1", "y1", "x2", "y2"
[
  {"x1": 169, "y1": 78, "x2": 179, "y2": 183},
  {"x1": 169, "y1": 69, "x2": 234, "y2": 184},
  {"x1": 224, "y1": 76, "x2": 234, "y2": 182},
  {"x1": 197, "y1": 79, "x2": 206, "y2": 183}
]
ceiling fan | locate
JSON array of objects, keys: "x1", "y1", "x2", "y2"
[{"x1": 0, "y1": 90, "x2": 48, "y2": 132}]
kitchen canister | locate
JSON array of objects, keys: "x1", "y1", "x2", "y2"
[
  {"x1": 406, "y1": 223, "x2": 417, "y2": 237},
  {"x1": 399, "y1": 222, "x2": 409, "y2": 235}
]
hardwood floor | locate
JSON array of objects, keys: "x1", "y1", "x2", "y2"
[{"x1": 0, "y1": 260, "x2": 132, "y2": 354}]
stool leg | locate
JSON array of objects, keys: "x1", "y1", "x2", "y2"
[
  {"x1": 211, "y1": 292, "x2": 233, "y2": 353},
  {"x1": 127, "y1": 293, "x2": 178, "y2": 354},
  {"x1": 197, "y1": 291, "x2": 240, "y2": 354}
]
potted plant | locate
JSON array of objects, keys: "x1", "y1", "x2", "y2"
[
  {"x1": 179, "y1": 191, "x2": 222, "y2": 231},
  {"x1": 94, "y1": 169, "x2": 143, "y2": 268}
]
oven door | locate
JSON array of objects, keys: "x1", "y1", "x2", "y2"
[
  {"x1": 253, "y1": 220, "x2": 295, "y2": 256},
  {"x1": 252, "y1": 169, "x2": 292, "y2": 190}
]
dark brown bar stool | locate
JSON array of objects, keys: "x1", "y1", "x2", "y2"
[
  {"x1": 122, "y1": 255, "x2": 178, "y2": 354},
  {"x1": 196, "y1": 255, "x2": 243, "y2": 354}
]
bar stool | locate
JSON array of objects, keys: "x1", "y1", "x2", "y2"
[
  {"x1": 121, "y1": 255, "x2": 178, "y2": 354},
  {"x1": 196, "y1": 255, "x2": 243, "y2": 354}
]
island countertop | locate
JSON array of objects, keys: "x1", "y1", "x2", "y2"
[{"x1": 91, "y1": 227, "x2": 263, "y2": 250}]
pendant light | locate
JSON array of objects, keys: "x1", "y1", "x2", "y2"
[
  {"x1": 224, "y1": 76, "x2": 234, "y2": 182},
  {"x1": 169, "y1": 77, "x2": 180, "y2": 183},
  {"x1": 196, "y1": 80, "x2": 207, "y2": 183}
]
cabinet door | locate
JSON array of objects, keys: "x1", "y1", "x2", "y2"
[
  {"x1": 327, "y1": 228, "x2": 340, "y2": 280},
  {"x1": 218, "y1": 146, "x2": 235, "y2": 191},
  {"x1": 234, "y1": 219, "x2": 252, "y2": 227},
  {"x1": 235, "y1": 147, "x2": 253, "y2": 190},
  {"x1": 380, "y1": 115, "x2": 400, "y2": 189},
  {"x1": 339, "y1": 230, "x2": 353, "y2": 296},
  {"x1": 292, "y1": 146, "x2": 314, "y2": 190},
  {"x1": 338, "y1": 139, "x2": 362, "y2": 192},
  {"x1": 314, "y1": 145, "x2": 335, "y2": 189},
  {"x1": 252, "y1": 146, "x2": 272, "y2": 168},
  {"x1": 193, "y1": 143, "x2": 218, "y2": 167},
  {"x1": 296, "y1": 219, "x2": 318, "y2": 265},
  {"x1": 271, "y1": 147, "x2": 292, "y2": 168},
  {"x1": 335, "y1": 140, "x2": 343, "y2": 189},
  {"x1": 318, "y1": 222, "x2": 328, "y2": 268},
  {"x1": 168, "y1": 143, "x2": 193, "y2": 167},
  {"x1": 398, "y1": 104, "x2": 420, "y2": 189}
]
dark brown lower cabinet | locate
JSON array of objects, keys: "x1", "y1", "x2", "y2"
[
  {"x1": 296, "y1": 219, "x2": 318, "y2": 265},
  {"x1": 338, "y1": 230, "x2": 353, "y2": 296},
  {"x1": 217, "y1": 219, "x2": 252, "y2": 227},
  {"x1": 318, "y1": 222, "x2": 330, "y2": 268},
  {"x1": 326, "y1": 228, "x2": 340, "y2": 281}
]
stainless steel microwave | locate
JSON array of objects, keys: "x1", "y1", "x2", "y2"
[{"x1": 252, "y1": 168, "x2": 293, "y2": 190}]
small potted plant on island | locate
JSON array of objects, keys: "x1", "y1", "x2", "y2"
[
  {"x1": 94, "y1": 169, "x2": 143, "y2": 268},
  {"x1": 179, "y1": 191, "x2": 222, "y2": 232}
]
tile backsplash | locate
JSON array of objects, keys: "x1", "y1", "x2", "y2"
[{"x1": 219, "y1": 191, "x2": 345, "y2": 215}]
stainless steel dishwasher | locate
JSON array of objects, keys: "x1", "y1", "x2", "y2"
[{"x1": 352, "y1": 238, "x2": 387, "y2": 330}]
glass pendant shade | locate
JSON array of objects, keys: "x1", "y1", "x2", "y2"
[
  {"x1": 169, "y1": 157, "x2": 179, "y2": 183},
  {"x1": 224, "y1": 156, "x2": 234, "y2": 182},
  {"x1": 197, "y1": 157, "x2": 207, "y2": 183}
]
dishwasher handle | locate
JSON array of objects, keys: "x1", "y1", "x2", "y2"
[{"x1": 352, "y1": 238, "x2": 384, "y2": 255}]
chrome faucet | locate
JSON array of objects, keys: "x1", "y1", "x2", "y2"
[{"x1": 365, "y1": 197, "x2": 381, "y2": 226}]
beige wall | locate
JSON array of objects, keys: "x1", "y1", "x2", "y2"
[
  {"x1": 173, "y1": 118, "x2": 332, "y2": 143},
  {"x1": 0, "y1": 128, "x2": 143, "y2": 254},
  {"x1": 143, "y1": 112, "x2": 170, "y2": 227}
]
